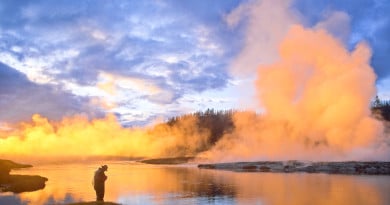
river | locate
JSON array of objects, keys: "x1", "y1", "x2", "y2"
[{"x1": 1, "y1": 161, "x2": 389, "y2": 205}]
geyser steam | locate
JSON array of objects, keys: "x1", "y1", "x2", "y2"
[
  {"x1": 199, "y1": 25, "x2": 388, "y2": 161},
  {"x1": 0, "y1": 114, "x2": 209, "y2": 162},
  {"x1": 1, "y1": 0, "x2": 389, "y2": 163}
]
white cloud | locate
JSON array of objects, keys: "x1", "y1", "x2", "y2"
[
  {"x1": 377, "y1": 77, "x2": 390, "y2": 100},
  {"x1": 226, "y1": 0, "x2": 300, "y2": 77},
  {"x1": 91, "y1": 30, "x2": 107, "y2": 41},
  {"x1": 315, "y1": 11, "x2": 351, "y2": 43},
  {"x1": 0, "y1": 51, "x2": 53, "y2": 83},
  {"x1": 11, "y1": 46, "x2": 23, "y2": 53},
  {"x1": 0, "y1": 48, "x2": 79, "y2": 84},
  {"x1": 194, "y1": 26, "x2": 224, "y2": 56}
]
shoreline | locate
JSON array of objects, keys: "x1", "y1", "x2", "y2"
[
  {"x1": 198, "y1": 161, "x2": 390, "y2": 175},
  {"x1": 0, "y1": 159, "x2": 48, "y2": 193}
]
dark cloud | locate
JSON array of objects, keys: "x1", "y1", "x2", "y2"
[
  {"x1": 0, "y1": 62, "x2": 100, "y2": 122},
  {"x1": 370, "y1": 14, "x2": 390, "y2": 79}
]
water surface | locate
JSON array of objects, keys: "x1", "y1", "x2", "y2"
[{"x1": 1, "y1": 161, "x2": 389, "y2": 205}]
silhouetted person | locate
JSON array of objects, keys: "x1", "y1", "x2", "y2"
[{"x1": 93, "y1": 165, "x2": 108, "y2": 201}]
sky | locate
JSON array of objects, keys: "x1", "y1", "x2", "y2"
[{"x1": 0, "y1": 0, "x2": 389, "y2": 126}]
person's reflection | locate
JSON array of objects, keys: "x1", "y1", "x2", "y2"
[{"x1": 93, "y1": 165, "x2": 108, "y2": 201}]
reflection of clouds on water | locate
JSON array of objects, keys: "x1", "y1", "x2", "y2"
[
  {"x1": 118, "y1": 194, "x2": 236, "y2": 205},
  {"x1": 12, "y1": 191, "x2": 82, "y2": 205},
  {"x1": 0, "y1": 194, "x2": 27, "y2": 205},
  {"x1": 0, "y1": 192, "x2": 81, "y2": 205},
  {"x1": 193, "y1": 196, "x2": 236, "y2": 205},
  {"x1": 43, "y1": 193, "x2": 79, "y2": 205},
  {"x1": 118, "y1": 194, "x2": 155, "y2": 205}
]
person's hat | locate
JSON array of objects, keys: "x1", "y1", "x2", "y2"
[{"x1": 101, "y1": 165, "x2": 108, "y2": 171}]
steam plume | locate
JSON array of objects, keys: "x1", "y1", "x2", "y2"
[
  {"x1": 199, "y1": 25, "x2": 389, "y2": 161},
  {"x1": 0, "y1": 114, "x2": 209, "y2": 163},
  {"x1": 1, "y1": 0, "x2": 389, "y2": 163}
]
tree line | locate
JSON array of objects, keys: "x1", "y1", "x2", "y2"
[
  {"x1": 153, "y1": 99, "x2": 390, "y2": 156},
  {"x1": 167, "y1": 108, "x2": 236, "y2": 146},
  {"x1": 372, "y1": 96, "x2": 390, "y2": 121}
]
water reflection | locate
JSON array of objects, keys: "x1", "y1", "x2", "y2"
[
  {"x1": 0, "y1": 193, "x2": 28, "y2": 205},
  {"x1": 2, "y1": 161, "x2": 389, "y2": 205}
]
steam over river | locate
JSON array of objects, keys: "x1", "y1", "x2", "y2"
[{"x1": 1, "y1": 161, "x2": 389, "y2": 205}]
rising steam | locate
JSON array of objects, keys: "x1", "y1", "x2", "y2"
[
  {"x1": 199, "y1": 25, "x2": 389, "y2": 162},
  {"x1": 1, "y1": 0, "x2": 389, "y2": 163},
  {"x1": 0, "y1": 114, "x2": 209, "y2": 163}
]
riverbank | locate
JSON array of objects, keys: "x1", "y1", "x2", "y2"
[
  {"x1": 198, "y1": 161, "x2": 390, "y2": 175},
  {"x1": 66, "y1": 202, "x2": 120, "y2": 205},
  {"x1": 0, "y1": 159, "x2": 47, "y2": 193},
  {"x1": 139, "y1": 157, "x2": 195, "y2": 164}
]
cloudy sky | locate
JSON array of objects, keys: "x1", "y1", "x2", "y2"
[{"x1": 0, "y1": 0, "x2": 389, "y2": 126}]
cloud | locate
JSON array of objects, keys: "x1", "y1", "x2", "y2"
[
  {"x1": 295, "y1": 0, "x2": 390, "y2": 80},
  {"x1": 377, "y1": 77, "x2": 390, "y2": 99},
  {"x1": 96, "y1": 71, "x2": 177, "y2": 105},
  {"x1": 314, "y1": 11, "x2": 351, "y2": 43},
  {"x1": 0, "y1": 0, "x2": 240, "y2": 123},
  {"x1": 226, "y1": 0, "x2": 301, "y2": 77},
  {"x1": 0, "y1": 62, "x2": 100, "y2": 123}
]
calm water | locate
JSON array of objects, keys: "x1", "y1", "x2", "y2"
[{"x1": 1, "y1": 161, "x2": 389, "y2": 205}]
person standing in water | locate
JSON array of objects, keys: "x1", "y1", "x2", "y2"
[{"x1": 93, "y1": 165, "x2": 108, "y2": 201}]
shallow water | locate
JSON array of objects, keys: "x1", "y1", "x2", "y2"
[{"x1": 1, "y1": 161, "x2": 389, "y2": 205}]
